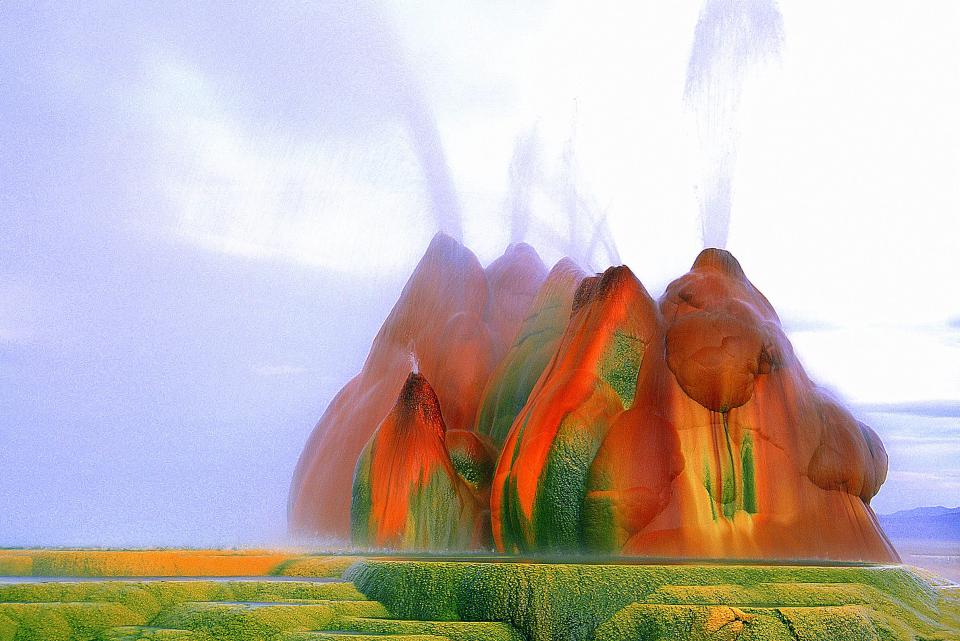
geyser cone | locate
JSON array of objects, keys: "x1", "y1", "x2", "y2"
[
  {"x1": 351, "y1": 372, "x2": 483, "y2": 550},
  {"x1": 483, "y1": 242, "x2": 549, "y2": 356},
  {"x1": 489, "y1": 248, "x2": 896, "y2": 561},
  {"x1": 288, "y1": 233, "x2": 546, "y2": 540},
  {"x1": 491, "y1": 265, "x2": 663, "y2": 552},
  {"x1": 587, "y1": 248, "x2": 898, "y2": 560},
  {"x1": 475, "y1": 258, "x2": 586, "y2": 446},
  {"x1": 291, "y1": 237, "x2": 896, "y2": 561}
]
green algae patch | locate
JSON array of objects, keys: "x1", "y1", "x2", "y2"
[
  {"x1": 0, "y1": 554, "x2": 957, "y2": 641},
  {"x1": 403, "y1": 471, "x2": 469, "y2": 551},
  {"x1": 351, "y1": 449, "x2": 376, "y2": 547},
  {"x1": 149, "y1": 602, "x2": 337, "y2": 641},
  {"x1": 474, "y1": 342, "x2": 552, "y2": 448},
  {"x1": 271, "y1": 557, "x2": 359, "y2": 578},
  {"x1": 0, "y1": 601, "x2": 143, "y2": 640},
  {"x1": 0, "y1": 582, "x2": 162, "y2": 619},
  {"x1": 330, "y1": 616, "x2": 523, "y2": 641},
  {"x1": 579, "y1": 484, "x2": 619, "y2": 554},
  {"x1": 449, "y1": 451, "x2": 493, "y2": 490},
  {"x1": 0, "y1": 575, "x2": 398, "y2": 641},
  {"x1": 346, "y1": 560, "x2": 960, "y2": 641},
  {"x1": 279, "y1": 635, "x2": 452, "y2": 641},
  {"x1": 531, "y1": 421, "x2": 603, "y2": 552},
  {"x1": 0, "y1": 578, "x2": 372, "y2": 641},
  {"x1": 598, "y1": 331, "x2": 643, "y2": 409},
  {"x1": 778, "y1": 605, "x2": 881, "y2": 640},
  {"x1": 474, "y1": 271, "x2": 580, "y2": 448},
  {"x1": 0, "y1": 580, "x2": 366, "y2": 613},
  {"x1": 593, "y1": 603, "x2": 793, "y2": 641},
  {"x1": 740, "y1": 432, "x2": 758, "y2": 515},
  {"x1": 104, "y1": 627, "x2": 200, "y2": 640},
  {"x1": 498, "y1": 446, "x2": 530, "y2": 554}
]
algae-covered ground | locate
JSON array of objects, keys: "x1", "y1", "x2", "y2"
[{"x1": 0, "y1": 550, "x2": 957, "y2": 640}]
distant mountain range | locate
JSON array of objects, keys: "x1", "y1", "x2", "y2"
[{"x1": 879, "y1": 506, "x2": 960, "y2": 540}]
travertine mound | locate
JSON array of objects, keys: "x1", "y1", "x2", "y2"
[
  {"x1": 351, "y1": 372, "x2": 484, "y2": 550},
  {"x1": 291, "y1": 240, "x2": 897, "y2": 562},
  {"x1": 288, "y1": 234, "x2": 544, "y2": 539},
  {"x1": 570, "y1": 249, "x2": 896, "y2": 560},
  {"x1": 475, "y1": 258, "x2": 586, "y2": 446}
]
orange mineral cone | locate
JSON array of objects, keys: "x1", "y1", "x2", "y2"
[
  {"x1": 587, "y1": 249, "x2": 898, "y2": 561},
  {"x1": 475, "y1": 258, "x2": 586, "y2": 446},
  {"x1": 491, "y1": 266, "x2": 662, "y2": 552},
  {"x1": 351, "y1": 373, "x2": 482, "y2": 550},
  {"x1": 289, "y1": 233, "x2": 545, "y2": 541}
]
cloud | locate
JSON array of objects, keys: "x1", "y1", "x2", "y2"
[
  {"x1": 855, "y1": 400, "x2": 960, "y2": 418},
  {"x1": 885, "y1": 469, "x2": 960, "y2": 492},
  {"x1": 130, "y1": 56, "x2": 434, "y2": 275}
]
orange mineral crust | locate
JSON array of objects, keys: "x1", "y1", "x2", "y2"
[
  {"x1": 635, "y1": 248, "x2": 896, "y2": 561},
  {"x1": 491, "y1": 266, "x2": 663, "y2": 552},
  {"x1": 508, "y1": 248, "x2": 895, "y2": 561},
  {"x1": 475, "y1": 258, "x2": 586, "y2": 446},
  {"x1": 483, "y1": 242, "x2": 550, "y2": 356},
  {"x1": 351, "y1": 373, "x2": 483, "y2": 550},
  {"x1": 290, "y1": 239, "x2": 897, "y2": 562},
  {"x1": 288, "y1": 233, "x2": 545, "y2": 539}
]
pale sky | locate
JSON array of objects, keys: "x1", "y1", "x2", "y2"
[{"x1": 1, "y1": 1, "x2": 958, "y2": 546}]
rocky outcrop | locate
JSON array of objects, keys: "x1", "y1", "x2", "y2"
[
  {"x1": 291, "y1": 239, "x2": 897, "y2": 562},
  {"x1": 351, "y1": 373, "x2": 483, "y2": 550},
  {"x1": 475, "y1": 258, "x2": 585, "y2": 446},
  {"x1": 490, "y1": 266, "x2": 663, "y2": 552},
  {"x1": 288, "y1": 234, "x2": 545, "y2": 540}
]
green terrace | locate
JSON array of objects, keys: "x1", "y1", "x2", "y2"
[{"x1": 0, "y1": 550, "x2": 957, "y2": 640}]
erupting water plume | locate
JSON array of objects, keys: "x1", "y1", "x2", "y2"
[
  {"x1": 368, "y1": 4, "x2": 463, "y2": 240},
  {"x1": 503, "y1": 120, "x2": 620, "y2": 272},
  {"x1": 506, "y1": 128, "x2": 542, "y2": 245},
  {"x1": 685, "y1": 0, "x2": 784, "y2": 248},
  {"x1": 557, "y1": 121, "x2": 621, "y2": 271},
  {"x1": 403, "y1": 96, "x2": 463, "y2": 240}
]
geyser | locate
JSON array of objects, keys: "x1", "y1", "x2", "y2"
[
  {"x1": 685, "y1": 0, "x2": 784, "y2": 248},
  {"x1": 289, "y1": 235, "x2": 898, "y2": 562}
]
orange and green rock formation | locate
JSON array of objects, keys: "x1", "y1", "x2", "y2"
[
  {"x1": 350, "y1": 373, "x2": 485, "y2": 550},
  {"x1": 288, "y1": 234, "x2": 545, "y2": 540},
  {"x1": 493, "y1": 249, "x2": 895, "y2": 560},
  {"x1": 290, "y1": 239, "x2": 897, "y2": 562},
  {"x1": 474, "y1": 258, "x2": 585, "y2": 446},
  {"x1": 491, "y1": 266, "x2": 663, "y2": 552}
]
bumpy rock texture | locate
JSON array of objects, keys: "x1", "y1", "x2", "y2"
[
  {"x1": 475, "y1": 258, "x2": 586, "y2": 447},
  {"x1": 290, "y1": 239, "x2": 897, "y2": 562},
  {"x1": 288, "y1": 234, "x2": 545, "y2": 539},
  {"x1": 569, "y1": 249, "x2": 895, "y2": 560},
  {"x1": 350, "y1": 373, "x2": 485, "y2": 550}
]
